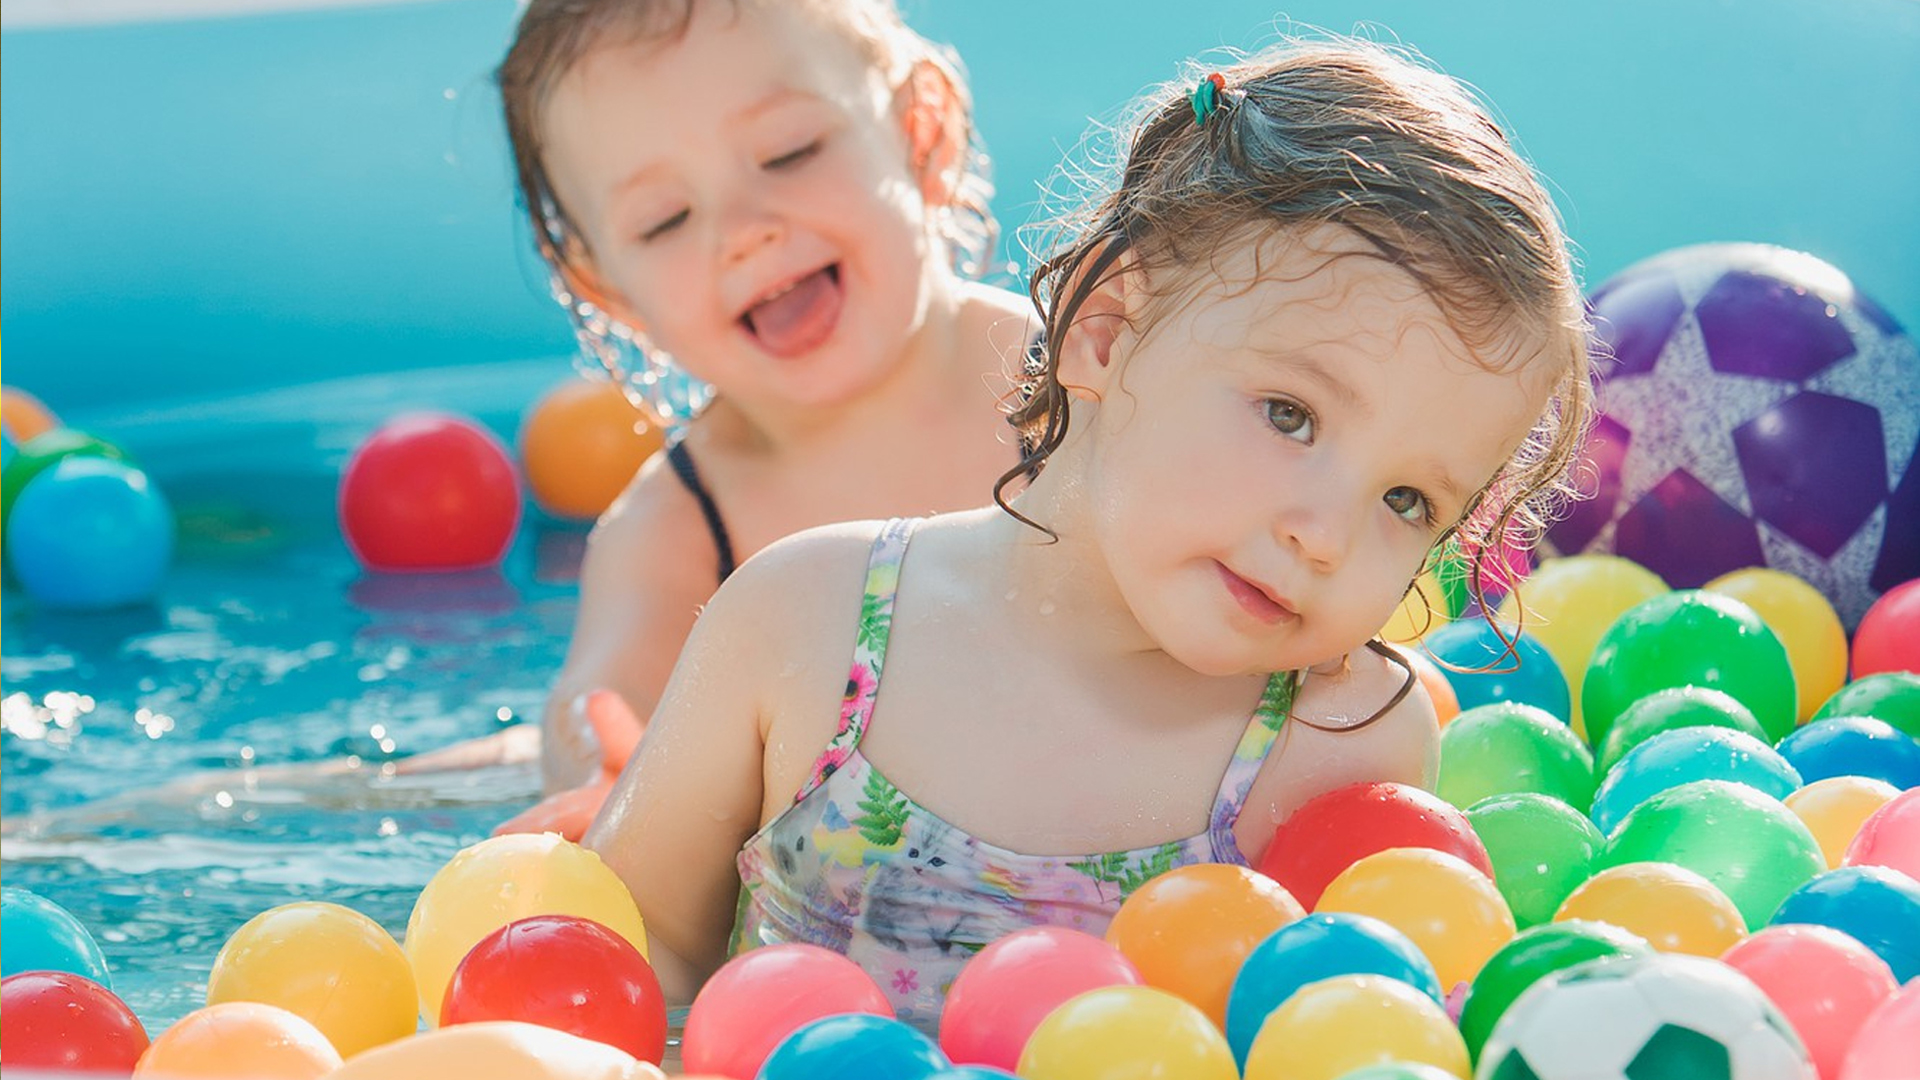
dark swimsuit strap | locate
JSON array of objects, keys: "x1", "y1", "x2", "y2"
[{"x1": 664, "y1": 439, "x2": 737, "y2": 584}]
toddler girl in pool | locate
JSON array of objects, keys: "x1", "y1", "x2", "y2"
[
  {"x1": 476, "y1": 0, "x2": 1040, "y2": 836},
  {"x1": 584, "y1": 37, "x2": 1596, "y2": 1028}
]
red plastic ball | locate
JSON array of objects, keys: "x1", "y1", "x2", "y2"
[
  {"x1": 1256, "y1": 780, "x2": 1495, "y2": 910},
  {"x1": 0, "y1": 970, "x2": 150, "y2": 1072},
  {"x1": 681, "y1": 943, "x2": 893, "y2": 1079},
  {"x1": 1852, "y1": 578, "x2": 1920, "y2": 677},
  {"x1": 439, "y1": 914, "x2": 667, "y2": 1064},
  {"x1": 338, "y1": 412, "x2": 522, "y2": 572}
]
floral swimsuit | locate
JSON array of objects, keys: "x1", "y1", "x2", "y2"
[{"x1": 730, "y1": 518, "x2": 1298, "y2": 1032}]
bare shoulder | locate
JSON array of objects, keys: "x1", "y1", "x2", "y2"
[
  {"x1": 703, "y1": 519, "x2": 891, "y2": 636},
  {"x1": 584, "y1": 449, "x2": 717, "y2": 587}
]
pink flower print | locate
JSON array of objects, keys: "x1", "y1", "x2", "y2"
[
  {"x1": 892, "y1": 967, "x2": 920, "y2": 995},
  {"x1": 839, "y1": 663, "x2": 879, "y2": 732}
]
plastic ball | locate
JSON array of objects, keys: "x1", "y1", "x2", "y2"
[
  {"x1": 440, "y1": 915, "x2": 665, "y2": 1064},
  {"x1": 326, "y1": 1020, "x2": 661, "y2": 1080},
  {"x1": 1776, "y1": 715, "x2": 1920, "y2": 789},
  {"x1": 1844, "y1": 788, "x2": 1920, "y2": 882},
  {"x1": 1419, "y1": 620, "x2": 1570, "y2": 720},
  {"x1": 404, "y1": 833, "x2": 646, "y2": 1026},
  {"x1": 1436, "y1": 702, "x2": 1595, "y2": 812},
  {"x1": 134, "y1": 1000, "x2": 343, "y2": 1079},
  {"x1": 1770, "y1": 866, "x2": 1920, "y2": 983},
  {"x1": 1545, "y1": 242, "x2": 1919, "y2": 628},
  {"x1": 1315, "y1": 847, "x2": 1517, "y2": 992},
  {"x1": 760, "y1": 1013, "x2": 948, "y2": 1080},
  {"x1": 1594, "y1": 685, "x2": 1770, "y2": 776},
  {"x1": 1379, "y1": 544, "x2": 1473, "y2": 644},
  {"x1": 1555, "y1": 861, "x2": 1747, "y2": 957},
  {"x1": 1582, "y1": 590, "x2": 1798, "y2": 749},
  {"x1": 1016, "y1": 985, "x2": 1237, "y2": 1080},
  {"x1": 519, "y1": 378, "x2": 663, "y2": 520},
  {"x1": 939, "y1": 926, "x2": 1140, "y2": 1071},
  {"x1": 1241, "y1": 974, "x2": 1468, "y2": 1080},
  {"x1": 1602, "y1": 780, "x2": 1824, "y2": 929},
  {"x1": 1787, "y1": 776, "x2": 1902, "y2": 869},
  {"x1": 1850, "y1": 578, "x2": 1919, "y2": 677},
  {"x1": 1331, "y1": 1067, "x2": 1461, "y2": 1080},
  {"x1": 1223, "y1": 913, "x2": 1443, "y2": 1068},
  {"x1": 1102, "y1": 864, "x2": 1303, "y2": 1030},
  {"x1": 1463, "y1": 792, "x2": 1605, "y2": 929},
  {"x1": 0, "y1": 384, "x2": 60, "y2": 441},
  {"x1": 1256, "y1": 781, "x2": 1493, "y2": 911},
  {"x1": 0, "y1": 970, "x2": 150, "y2": 1072},
  {"x1": 1395, "y1": 644, "x2": 1460, "y2": 727},
  {"x1": 207, "y1": 901, "x2": 416, "y2": 1058},
  {"x1": 1841, "y1": 980, "x2": 1920, "y2": 1080},
  {"x1": 1457, "y1": 920, "x2": 1651, "y2": 1062},
  {"x1": 1705, "y1": 566, "x2": 1850, "y2": 723},
  {"x1": 0, "y1": 425, "x2": 128, "y2": 532},
  {"x1": 926, "y1": 1069, "x2": 1022, "y2": 1080},
  {"x1": 1813, "y1": 672, "x2": 1920, "y2": 742},
  {"x1": 1588, "y1": 726, "x2": 1802, "y2": 835},
  {"x1": 1721, "y1": 924, "x2": 1898, "y2": 1080},
  {"x1": 1, "y1": 886, "x2": 112, "y2": 984},
  {"x1": 680, "y1": 943, "x2": 892, "y2": 1079},
  {"x1": 1498, "y1": 554, "x2": 1669, "y2": 739},
  {"x1": 338, "y1": 412, "x2": 522, "y2": 572},
  {"x1": 7, "y1": 456, "x2": 173, "y2": 610}
]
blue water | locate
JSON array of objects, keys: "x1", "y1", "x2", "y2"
[{"x1": 1, "y1": 360, "x2": 578, "y2": 1028}]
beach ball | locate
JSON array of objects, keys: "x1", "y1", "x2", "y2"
[
  {"x1": 1555, "y1": 861, "x2": 1747, "y2": 958},
  {"x1": 1225, "y1": 913, "x2": 1443, "y2": 1068},
  {"x1": 1420, "y1": 620, "x2": 1571, "y2": 720},
  {"x1": 1841, "y1": 981, "x2": 1920, "y2": 1080},
  {"x1": 1464, "y1": 792, "x2": 1605, "y2": 928},
  {"x1": 1721, "y1": 925, "x2": 1898, "y2": 1080},
  {"x1": 1603, "y1": 780, "x2": 1824, "y2": 929},
  {"x1": 940, "y1": 927, "x2": 1140, "y2": 1071},
  {"x1": 1813, "y1": 672, "x2": 1920, "y2": 742},
  {"x1": 1583, "y1": 590, "x2": 1798, "y2": 749},
  {"x1": 1498, "y1": 554, "x2": 1669, "y2": 739},
  {"x1": 1849, "y1": 579, "x2": 1919, "y2": 677},
  {"x1": 404, "y1": 833, "x2": 646, "y2": 1025},
  {"x1": 0, "y1": 426, "x2": 128, "y2": 533},
  {"x1": 1458, "y1": 920, "x2": 1652, "y2": 1063},
  {"x1": 1705, "y1": 567, "x2": 1849, "y2": 722},
  {"x1": 1, "y1": 886, "x2": 112, "y2": 984},
  {"x1": 441, "y1": 915, "x2": 666, "y2": 1064},
  {"x1": 519, "y1": 377, "x2": 663, "y2": 520},
  {"x1": 681, "y1": 943, "x2": 892, "y2": 1079},
  {"x1": 135, "y1": 1001, "x2": 343, "y2": 1079},
  {"x1": 1258, "y1": 781, "x2": 1494, "y2": 910},
  {"x1": 326, "y1": 1021, "x2": 661, "y2": 1080},
  {"x1": 1016, "y1": 986, "x2": 1238, "y2": 1080},
  {"x1": 1595, "y1": 685, "x2": 1771, "y2": 776},
  {"x1": 1103, "y1": 864, "x2": 1303, "y2": 1030},
  {"x1": 1775, "y1": 716, "x2": 1920, "y2": 789},
  {"x1": 1588, "y1": 726, "x2": 1802, "y2": 835},
  {"x1": 206, "y1": 902, "x2": 415, "y2": 1058},
  {"x1": 1767, "y1": 866, "x2": 1920, "y2": 983},
  {"x1": 1844, "y1": 788, "x2": 1920, "y2": 882},
  {"x1": 0, "y1": 970, "x2": 150, "y2": 1072},
  {"x1": 0, "y1": 384, "x2": 59, "y2": 441},
  {"x1": 339, "y1": 412, "x2": 521, "y2": 572},
  {"x1": 759, "y1": 1013, "x2": 947, "y2": 1080},
  {"x1": 7, "y1": 456, "x2": 174, "y2": 609},
  {"x1": 1544, "y1": 243, "x2": 1919, "y2": 629},
  {"x1": 1476, "y1": 953, "x2": 1814, "y2": 1080},
  {"x1": 1242, "y1": 973, "x2": 1469, "y2": 1080},
  {"x1": 1786, "y1": 776, "x2": 1901, "y2": 869},
  {"x1": 1436, "y1": 702, "x2": 1595, "y2": 812}
]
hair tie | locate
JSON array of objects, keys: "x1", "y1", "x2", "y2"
[{"x1": 1190, "y1": 72, "x2": 1228, "y2": 127}]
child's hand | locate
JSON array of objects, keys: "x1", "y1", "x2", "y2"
[{"x1": 493, "y1": 690, "x2": 643, "y2": 841}]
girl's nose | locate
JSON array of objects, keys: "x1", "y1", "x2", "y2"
[
  {"x1": 717, "y1": 203, "x2": 784, "y2": 266},
  {"x1": 1274, "y1": 480, "x2": 1359, "y2": 574}
]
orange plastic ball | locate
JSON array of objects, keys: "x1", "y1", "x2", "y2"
[
  {"x1": 1104, "y1": 864, "x2": 1304, "y2": 1029},
  {"x1": 519, "y1": 379, "x2": 663, "y2": 520},
  {"x1": 134, "y1": 1001, "x2": 342, "y2": 1079},
  {"x1": 0, "y1": 385, "x2": 59, "y2": 442}
]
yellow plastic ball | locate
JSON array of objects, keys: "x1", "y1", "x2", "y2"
[
  {"x1": 328, "y1": 1021, "x2": 663, "y2": 1080},
  {"x1": 1016, "y1": 985, "x2": 1238, "y2": 1080},
  {"x1": 135, "y1": 1001, "x2": 343, "y2": 1079},
  {"x1": 404, "y1": 833, "x2": 647, "y2": 1025},
  {"x1": 1785, "y1": 775, "x2": 1902, "y2": 868},
  {"x1": 1499, "y1": 555, "x2": 1668, "y2": 740},
  {"x1": 519, "y1": 378, "x2": 663, "y2": 520},
  {"x1": 1704, "y1": 566, "x2": 1847, "y2": 723},
  {"x1": 206, "y1": 901, "x2": 417, "y2": 1058},
  {"x1": 1554, "y1": 861, "x2": 1746, "y2": 957},
  {"x1": 1313, "y1": 847, "x2": 1515, "y2": 991},
  {"x1": 1241, "y1": 973, "x2": 1469, "y2": 1080}
]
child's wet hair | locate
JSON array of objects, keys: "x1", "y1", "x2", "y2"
[
  {"x1": 1002, "y1": 38, "x2": 1595, "y2": 619},
  {"x1": 497, "y1": 0, "x2": 997, "y2": 285}
]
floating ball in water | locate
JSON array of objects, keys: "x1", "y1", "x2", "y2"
[
  {"x1": 682, "y1": 943, "x2": 892, "y2": 1080},
  {"x1": 338, "y1": 412, "x2": 521, "y2": 572},
  {"x1": 207, "y1": 901, "x2": 417, "y2": 1058},
  {"x1": 1, "y1": 886, "x2": 112, "y2": 984},
  {"x1": 5, "y1": 456, "x2": 173, "y2": 610},
  {"x1": 134, "y1": 1001, "x2": 342, "y2": 1078},
  {"x1": 519, "y1": 378, "x2": 663, "y2": 521},
  {"x1": 0, "y1": 384, "x2": 60, "y2": 442},
  {"x1": 0, "y1": 971, "x2": 149, "y2": 1072}
]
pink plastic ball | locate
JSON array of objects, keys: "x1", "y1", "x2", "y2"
[
  {"x1": 680, "y1": 944, "x2": 892, "y2": 1079},
  {"x1": 1841, "y1": 979, "x2": 1920, "y2": 1080},
  {"x1": 939, "y1": 926, "x2": 1142, "y2": 1072},
  {"x1": 1843, "y1": 789, "x2": 1920, "y2": 883},
  {"x1": 338, "y1": 412, "x2": 521, "y2": 572},
  {"x1": 1851, "y1": 579, "x2": 1920, "y2": 677},
  {"x1": 1721, "y1": 924, "x2": 1897, "y2": 1080}
]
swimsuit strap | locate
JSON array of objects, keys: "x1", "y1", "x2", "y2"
[
  {"x1": 1205, "y1": 670, "x2": 1299, "y2": 849},
  {"x1": 794, "y1": 517, "x2": 917, "y2": 801},
  {"x1": 664, "y1": 437, "x2": 737, "y2": 584}
]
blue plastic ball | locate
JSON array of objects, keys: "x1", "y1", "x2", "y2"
[
  {"x1": 1421, "y1": 620, "x2": 1571, "y2": 720},
  {"x1": 758, "y1": 1013, "x2": 948, "y2": 1080},
  {"x1": 1776, "y1": 716, "x2": 1920, "y2": 790},
  {"x1": 1768, "y1": 865, "x2": 1920, "y2": 982},
  {"x1": 6, "y1": 455, "x2": 173, "y2": 609},
  {"x1": 1589, "y1": 726, "x2": 1802, "y2": 834},
  {"x1": 1, "y1": 887, "x2": 112, "y2": 985}
]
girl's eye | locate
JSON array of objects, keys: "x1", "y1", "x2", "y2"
[
  {"x1": 1263, "y1": 398, "x2": 1314, "y2": 442},
  {"x1": 1384, "y1": 486, "x2": 1432, "y2": 524},
  {"x1": 764, "y1": 139, "x2": 823, "y2": 170},
  {"x1": 641, "y1": 209, "x2": 689, "y2": 242}
]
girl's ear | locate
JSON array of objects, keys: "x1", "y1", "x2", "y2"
[
  {"x1": 551, "y1": 244, "x2": 644, "y2": 331},
  {"x1": 1055, "y1": 253, "x2": 1136, "y2": 402},
  {"x1": 901, "y1": 59, "x2": 967, "y2": 208}
]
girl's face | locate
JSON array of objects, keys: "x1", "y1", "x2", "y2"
[
  {"x1": 540, "y1": 3, "x2": 941, "y2": 412},
  {"x1": 1076, "y1": 226, "x2": 1557, "y2": 678}
]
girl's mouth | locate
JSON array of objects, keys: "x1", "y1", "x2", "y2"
[{"x1": 740, "y1": 264, "x2": 842, "y2": 358}]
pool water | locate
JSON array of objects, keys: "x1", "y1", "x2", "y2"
[{"x1": 1, "y1": 359, "x2": 585, "y2": 1030}]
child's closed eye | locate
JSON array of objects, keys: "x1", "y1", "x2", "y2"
[
  {"x1": 640, "y1": 208, "x2": 690, "y2": 243},
  {"x1": 762, "y1": 138, "x2": 824, "y2": 171}
]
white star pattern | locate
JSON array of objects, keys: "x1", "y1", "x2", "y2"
[
  {"x1": 1805, "y1": 307, "x2": 1920, "y2": 497},
  {"x1": 1757, "y1": 506, "x2": 1887, "y2": 627}
]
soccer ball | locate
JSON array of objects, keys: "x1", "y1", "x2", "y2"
[
  {"x1": 1476, "y1": 953, "x2": 1813, "y2": 1080},
  {"x1": 1544, "y1": 243, "x2": 1920, "y2": 628}
]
